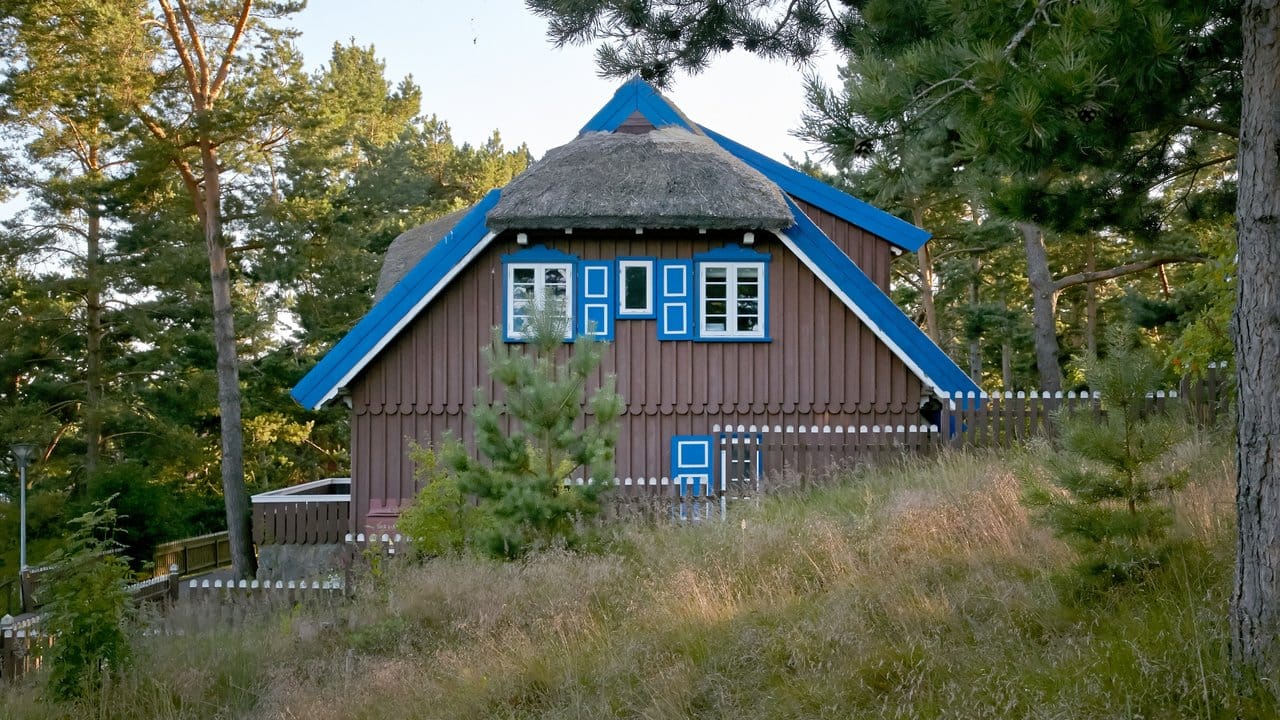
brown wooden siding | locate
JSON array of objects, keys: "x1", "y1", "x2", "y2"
[
  {"x1": 793, "y1": 198, "x2": 895, "y2": 292},
  {"x1": 349, "y1": 227, "x2": 925, "y2": 531}
]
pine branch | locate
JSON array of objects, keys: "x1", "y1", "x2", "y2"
[
  {"x1": 1180, "y1": 115, "x2": 1239, "y2": 138},
  {"x1": 1053, "y1": 255, "x2": 1205, "y2": 292},
  {"x1": 175, "y1": 0, "x2": 211, "y2": 97},
  {"x1": 209, "y1": 0, "x2": 254, "y2": 101},
  {"x1": 155, "y1": 0, "x2": 204, "y2": 104}
]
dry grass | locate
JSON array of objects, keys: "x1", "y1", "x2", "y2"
[{"x1": 2, "y1": 441, "x2": 1267, "y2": 719}]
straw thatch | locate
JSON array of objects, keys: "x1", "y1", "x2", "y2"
[
  {"x1": 486, "y1": 127, "x2": 792, "y2": 232},
  {"x1": 374, "y1": 205, "x2": 473, "y2": 301}
]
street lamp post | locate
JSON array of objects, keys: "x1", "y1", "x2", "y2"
[{"x1": 9, "y1": 444, "x2": 37, "y2": 573}]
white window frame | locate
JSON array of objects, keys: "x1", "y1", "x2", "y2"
[
  {"x1": 617, "y1": 259, "x2": 654, "y2": 317},
  {"x1": 506, "y1": 262, "x2": 574, "y2": 340},
  {"x1": 699, "y1": 261, "x2": 766, "y2": 339}
]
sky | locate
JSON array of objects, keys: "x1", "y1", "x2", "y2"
[{"x1": 285, "y1": 0, "x2": 845, "y2": 163}]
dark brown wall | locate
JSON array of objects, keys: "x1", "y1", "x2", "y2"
[
  {"x1": 349, "y1": 226, "x2": 924, "y2": 532},
  {"x1": 794, "y1": 199, "x2": 895, "y2": 292}
]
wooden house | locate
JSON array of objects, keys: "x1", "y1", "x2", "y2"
[{"x1": 281, "y1": 78, "x2": 981, "y2": 536}]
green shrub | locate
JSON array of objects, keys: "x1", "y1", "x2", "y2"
[
  {"x1": 41, "y1": 500, "x2": 134, "y2": 701},
  {"x1": 397, "y1": 443, "x2": 492, "y2": 556}
]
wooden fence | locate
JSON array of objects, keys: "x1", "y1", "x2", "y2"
[
  {"x1": 2, "y1": 572, "x2": 180, "y2": 683},
  {"x1": 153, "y1": 531, "x2": 231, "y2": 577},
  {"x1": 239, "y1": 372, "x2": 1228, "y2": 539}
]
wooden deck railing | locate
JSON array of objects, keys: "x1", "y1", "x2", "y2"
[
  {"x1": 251, "y1": 478, "x2": 351, "y2": 545},
  {"x1": 153, "y1": 531, "x2": 231, "y2": 577}
]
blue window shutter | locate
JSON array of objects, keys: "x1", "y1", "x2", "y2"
[
  {"x1": 657, "y1": 260, "x2": 693, "y2": 340},
  {"x1": 578, "y1": 260, "x2": 614, "y2": 340}
]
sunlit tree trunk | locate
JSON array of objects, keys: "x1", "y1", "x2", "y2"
[{"x1": 1232, "y1": 0, "x2": 1280, "y2": 685}]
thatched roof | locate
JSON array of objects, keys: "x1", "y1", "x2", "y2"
[
  {"x1": 374, "y1": 205, "x2": 473, "y2": 301},
  {"x1": 486, "y1": 127, "x2": 792, "y2": 232}
]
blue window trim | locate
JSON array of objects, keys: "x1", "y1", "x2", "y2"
[
  {"x1": 693, "y1": 245, "x2": 771, "y2": 342},
  {"x1": 693, "y1": 244, "x2": 772, "y2": 263},
  {"x1": 502, "y1": 244, "x2": 578, "y2": 343},
  {"x1": 616, "y1": 256, "x2": 657, "y2": 318},
  {"x1": 578, "y1": 260, "x2": 615, "y2": 340},
  {"x1": 501, "y1": 245, "x2": 577, "y2": 264},
  {"x1": 671, "y1": 434, "x2": 715, "y2": 498}
]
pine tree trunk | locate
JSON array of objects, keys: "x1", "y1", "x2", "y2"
[
  {"x1": 1085, "y1": 237, "x2": 1098, "y2": 363},
  {"x1": 85, "y1": 206, "x2": 102, "y2": 483},
  {"x1": 1232, "y1": 0, "x2": 1280, "y2": 684},
  {"x1": 200, "y1": 140, "x2": 256, "y2": 579},
  {"x1": 913, "y1": 206, "x2": 940, "y2": 343},
  {"x1": 1001, "y1": 342, "x2": 1013, "y2": 390},
  {"x1": 968, "y1": 264, "x2": 982, "y2": 382},
  {"x1": 1019, "y1": 221, "x2": 1062, "y2": 392}
]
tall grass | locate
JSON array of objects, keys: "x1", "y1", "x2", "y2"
[{"x1": 3, "y1": 440, "x2": 1267, "y2": 719}]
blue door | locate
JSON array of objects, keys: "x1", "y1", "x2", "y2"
[{"x1": 671, "y1": 435, "x2": 714, "y2": 497}]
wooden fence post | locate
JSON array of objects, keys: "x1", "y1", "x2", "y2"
[{"x1": 1, "y1": 614, "x2": 12, "y2": 682}]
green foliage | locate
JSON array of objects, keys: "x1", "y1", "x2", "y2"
[
  {"x1": 40, "y1": 500, "x2": 134, "y2": 701},
  {"x1": 1025, "y1": 339, "x2": 1190, "y2": 587},
  {"x1": 397, "y1": 443, "x2": 492, "y2": 557},
  {"x1": 444, "y1": 305, "x2": 623, "y2": 559}
]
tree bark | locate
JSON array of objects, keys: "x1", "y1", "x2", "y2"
[
  {"x1": 1001, "y1": 342, "x2": 1013, "y2": 390},
  {"x1": 85, "y1": 204, "x2": 102, "y2": 482},
  {"x1": 1084, "y1": 237, "x2": 1097, "y2": 363},
  {"x1": 968, "y1": 263, "x2": 981, "y2": 383},
  {"x1": 912, "y1": 205, "x2": 940, "y2": 343},
  {"x1": 1018, "y1": 221, "x2": 1062, "y2": 392},
  {"x1": 1232, "y1": 0, "x2": 1280, "y2": 685},
  {"x1": 201, "y1": 137, "x2": 256, "y2": 579}
]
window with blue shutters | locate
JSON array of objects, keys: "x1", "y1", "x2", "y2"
[
  {"x1": 578, "y1": 260, "x2": 614, "y2": 340},
  {"x1": 502, "y1": 245, "x2": 577, "y2": 342},
  {"x1": 693, "y1": 245, "x2": 771, "y2": 342},
  {"x1": 657, "y1": 260, "x2": 694, "y2": 340}
]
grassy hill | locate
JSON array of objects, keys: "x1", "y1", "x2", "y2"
[{"x1": 4, "y1": 440, "x2": 1271, "y2": 719}]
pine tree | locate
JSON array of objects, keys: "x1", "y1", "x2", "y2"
[
  {"x1": 1026, "y1": 338, "x2": 1189, "y2": 587},
  {"x1": 443, "y1": 305, "x2": 623, "y2": 559}
]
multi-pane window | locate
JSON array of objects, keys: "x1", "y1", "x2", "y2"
[
  {"x1": 699, "y1": 262, "x2": 764, "y2": 338},
  {"x1": 507, "y1": 263, "x2": 573, "y2": 340},
  {"x1": 617, "y1": 259, "x2": 654, "y2": 316}
]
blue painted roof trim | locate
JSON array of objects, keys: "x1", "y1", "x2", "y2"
[
  {"x1": 578, "y1": 78, "x2": 929, "y2": 252},
  {"x1": 702, "y1": 128, "x2": 930, "y2": 253},
  {"x1": 502, "y1": 244, "x2": 577, "y2": 263},
  {"x1": 779, "y1": 197, "x2": 981, "y2": 399},
  {"x1": 693, "y1": 244, "x2": 771, "y2": 262},
  {"x1": 291, "y1": 189, "x2": 503, "y2": 410},
  {"x1": 294, "y1": 80, "x2": 956, "y2": 409}
]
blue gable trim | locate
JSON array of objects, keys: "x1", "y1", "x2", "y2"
[
  {"x1": 291, "y1": 189, "x2": 502, "y2": 410},
  {"x1": 294, "y1": 80, "x2": 961, "y2": 410},
  {"x1": 701, "y1": 127, "x2": 930, "y2": 253},
  {"x1": 578, "y1": 78, "x2": 927, "y2": 253},
  {"x1": 579, "y1": 76, "x2": 694, "y2": 135},
  {"x1": 778, "y1": 198, "x2": 981, "y2": 400}
]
